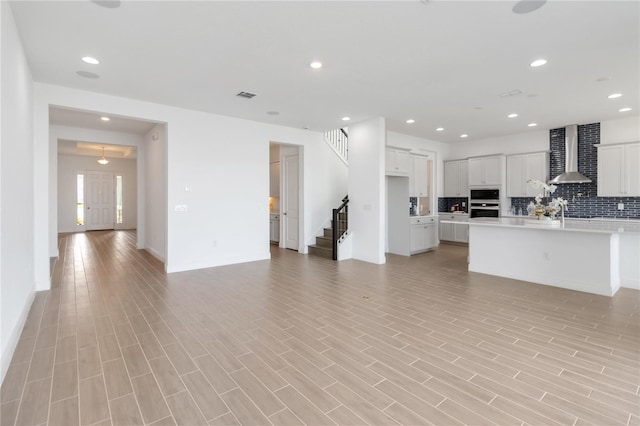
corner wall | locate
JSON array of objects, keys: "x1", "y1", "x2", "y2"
[
  {"x1": 348, "y1": 117, "x2": 386, "y2": 264},
  {"x1": 1, "y1": 1, "x2": 36, "y2": 382}
]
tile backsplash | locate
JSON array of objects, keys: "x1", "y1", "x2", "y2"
[
  {"x1": 440, "y1": 122, "x2": 640, "y2": 218},
  {"x1": 438, "y1": 197, "x2": 468, "y2": 213}
]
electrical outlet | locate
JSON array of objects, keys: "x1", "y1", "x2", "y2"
[{"x1": 618, "y1": 203, "x2": 624, "y2": 210}]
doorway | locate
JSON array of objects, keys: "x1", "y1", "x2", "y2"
[{"x1": 270, "y1": 143, "x2": 302, "y2": 252}]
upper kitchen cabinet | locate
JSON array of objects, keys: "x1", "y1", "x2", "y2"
[
  {"x1": 506, "y1": 152, "x2": 549, "y2": 197},
  {"x1": 385, "y1": 147, "x2": 411, "y2": 176},
  {"x1": 409, "y1": 154, "x2": 429, "y2": 197},
  {"x1": 269, "y1": 161, "x2": 280, "y2": 198},
  {"x1": 597, "y1": 142, "x2": 640, "y2": 197},
  {"x1": 444, "y1": 159, "x2": 469, "y2": 197},
  {"x1": 468, "y1": 155, "x2": 505, "y2": 186}
]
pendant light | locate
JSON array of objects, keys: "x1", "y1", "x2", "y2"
[{"x1": 97, "y1": 147, "x2": 109, "y2": 165}]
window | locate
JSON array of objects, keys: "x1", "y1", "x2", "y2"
[
  {"x1": 116, "y1": 175, "x2": 123, "y2": 224},
  {"x1": 77, "y1": 174, "x2": 84, "y2": 225}
]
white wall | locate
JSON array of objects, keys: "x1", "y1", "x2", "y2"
[
  {"x1": 448, "y1": 128, "x2": 550, "y2": 160},
  {"x1": 1, "y1": 1, "x2": 36, "y2": 382},
  {"x1": 33, "y1": 83, "x2": 348, "y2": 276},
  {"x1": 600, "y1": 116, "x2": 640, "y2": 145},
  {"x1": 143, "y1": 124, "x2": 166, "y2": 262},
  {"x1": 348, "y1": 117, "x2": 386, "y2": 264},
  {"x1": 57, "y1": 154, "x2": 137, "y2": 233}
]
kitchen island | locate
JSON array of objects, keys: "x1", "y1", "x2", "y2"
[{"x1": 466, "y1": 217, "x2": 640, "y2": 296}]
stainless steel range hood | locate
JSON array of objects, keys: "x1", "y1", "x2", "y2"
[{"x1": 548, "y1": 124, "x2": 592, "y2": 184}]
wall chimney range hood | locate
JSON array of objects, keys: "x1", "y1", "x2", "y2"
[{"x1": 548, "y1": 124, "x2": 592, "y2": 184}]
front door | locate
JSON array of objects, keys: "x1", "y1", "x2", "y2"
[
  {"x1": 86, "y1": 171, "x2": 114, "y2": 231},
  {"x1": 283, "y1": 154, "x2": 299, "y2": 250}
]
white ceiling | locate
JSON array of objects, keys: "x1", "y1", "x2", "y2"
[
  {"x1": 58, "y1": 139, "x2": 137, "y2": 159},
  {"x1": 10, "y1": 0, "x2": 640, "y2": 143}
]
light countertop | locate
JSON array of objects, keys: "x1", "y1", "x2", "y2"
[{"x1": 466, "y1": 217, "x2": 640, "y2": 234}]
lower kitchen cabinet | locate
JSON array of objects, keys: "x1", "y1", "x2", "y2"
[
  {"x1": 410, "y1": 216, "x2": 438, "y2": 254},
  {"x1": 439, "y1": 214, "x2": 469, "y2": 243},
  {"x1": 269, "y1": 214, "x2": 280, "y2": 243}
]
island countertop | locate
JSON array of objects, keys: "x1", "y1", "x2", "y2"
[{"x1": 465, "y1": 217, "x2": 640, "y2": 234}]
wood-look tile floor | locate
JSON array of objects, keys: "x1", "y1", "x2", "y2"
[{"x1": 1, "y1": 230, "x2": 639, "y2": 426}]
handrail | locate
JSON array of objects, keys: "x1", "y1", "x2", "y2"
[
  {"x1": 324, "y1": 128, "x2": 349, "y2": 166},
  {"x1": 332, "y1": 195, "x2": 349, "y2": 260}
]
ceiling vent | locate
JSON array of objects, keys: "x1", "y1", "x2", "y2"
[{"x1": 236, "y1": 91, "x2": 256, "y2": 99}]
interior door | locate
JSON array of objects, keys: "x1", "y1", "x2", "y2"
[
  {"x1": 283, "y1": 154, "x2": 299, "y2": 250},
  {"x1": 86, "y1": 171, "x2": 114, "y2": 231}
]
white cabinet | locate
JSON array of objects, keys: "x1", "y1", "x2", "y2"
[
  {"x1": 269, "y1": 214, "x2": 280, "y2": 242},
  {"x1": 506, "y1": 152, "x2": 549, "y2": 197},
  {"x1": 409, "y1": 216, "x2": 438, "y2": 254},
  {"x1": 597, "y1": 143, "x2": 640, "y2": 197},
  {"x1": 468, "y1": 155, "x2": 504, "y2": 186},
  {"x1": 410, "y1": 155, "x2": 429, "y2": 197},
  {"x1": 269, "y1": 162, "x2": 280, "y2": 198},
  {"x1": 444, "y1": 160, "x2": 469, "y2": 197},
  {"x1": 439, "y1": 214, "x2": 468, "y2": 243},
  {"x1": 386, "y1": 147, "x2": 411, "y2": 176}
]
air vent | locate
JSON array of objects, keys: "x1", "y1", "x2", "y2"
[{"x1": 236, "y1": 91, "x2": 256, "y2": 99}]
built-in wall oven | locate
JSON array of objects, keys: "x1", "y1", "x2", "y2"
[{"x1": 469, "y1": 188, "x2": 501, "y2": 218}]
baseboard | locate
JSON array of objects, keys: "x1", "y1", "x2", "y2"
[
  {"x1": 621, "y1": 278, "x2": 640, "y2": 290},
  {"x1": 144, "y1": 246, "x2": 165, "y2": 263},
  {"x1": 1, "y1": 290, "x2": 36, "y2": 385}
]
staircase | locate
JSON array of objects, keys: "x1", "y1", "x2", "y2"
[
  {"x1": 307, "y1": 226, "x2": 334, "y2": 259},
  {"x1": 308, "y1": 197, "x2": 348, "y2": 260}
]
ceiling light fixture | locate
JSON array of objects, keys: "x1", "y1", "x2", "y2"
[
  {"x1": 512, "y1": 0, "x2": 546, "y2": 14},
  {"x1": 436, "y1": 127, "x2": 444, "y2": 132},
  {"x1": 97, "y1": 147, "x2": 109, "y2": 165},
  {"x1": 528, "y1": 123, "x2": 538, "y2": 127},
  {"x1": 310, "y1": 61, "x2": 322, "y2": 69},
  {"x1": 101, "y1": 116, "x2": 110, "y2": 121},
  {"x1": 507, "y1": 113, "x2": 519, "y2": 118},
  {"x1": 530, "y1": 59, "x2": 547, "y2": 67},
  {"x1": 406, "y1": 119, "x2": 415, "y2": 124},
  {"x1": 608, "y1": 93, "x2": 622, "y2": 99},
  {"x1": 460, "y1": 134, "x2": 468, "y2": 138},
  {"x1": 82, "y1": 56, "x2": 100, "y2": 65},
  {"x1": 76, "y1": 71, "x2": 100, "y2": 79},
  {"x1": 342, "y1": 116, "x2": 350, "y2": 121},
  {"x1": 619, "y1": 107, "x2": 632, "y2": 112}
]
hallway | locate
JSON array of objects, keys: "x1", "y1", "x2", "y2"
[{"x1": 1, "y1": 231, "x2": 638, "y2": 425}]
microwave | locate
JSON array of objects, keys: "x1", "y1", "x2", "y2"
[{"x1": 470, "y1": 188, "x2": 500, "y2": 202}]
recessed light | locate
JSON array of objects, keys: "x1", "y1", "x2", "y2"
[
  {"x1": 528, "y1": 123, "x2": 538, "y2": 127},
  {"x1": 342, "y1": 116, "x2": 350, "y2": 121},
  {"x1": 310, "y1": 61, "x2": 322, "y2": 69},
  {"x1": 513, "y1": 0, "x2": 546, "y2": 14},
  {"x1": 608, "y1": 93, "x2": 622, "y2": 99},
  {"x1": 406, "y1": 119, "x2": 415, "y2": 124},
  {"x1": 460, "y1": 134, "x2": 468, "y2": 138},
  {"x1": 619, "y1": 107, "x2": 632, "y2": 112},
  {"x1": 507, "y1": 113, "x2": 519, "y2": 118},
  {"x1": 436, "y1": 127, "x2": 444, "y2": 132},
  {"x1": 101, "y1": 116, "x2": 110, "y2": 121},
  {"x1": 530, "y1": 59, "x2": 547, "y2": 67},
  {"x1": 82, "y1": 56, "x2": 100, "y2": 65}
]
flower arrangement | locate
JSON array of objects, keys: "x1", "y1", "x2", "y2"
[{"x1": 527, "y1": 179, "x2": 569, "y2": 219}]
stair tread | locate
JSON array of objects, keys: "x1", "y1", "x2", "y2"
[{"x1": 308, "y1": 244, "x2": 331, "y2": 251}]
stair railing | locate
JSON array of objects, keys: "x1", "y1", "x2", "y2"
[
  {"x1": 332, "y1": 195, "x2": 349, "y2": 260},
  {"x1": 324, "y1": 128, "x2": 349, "y2": 166}
]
